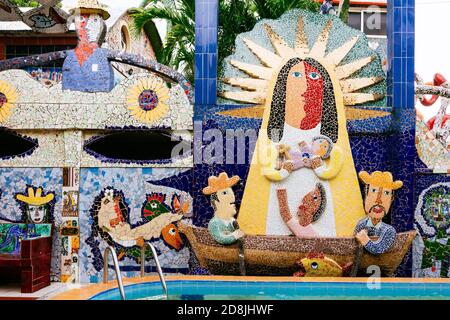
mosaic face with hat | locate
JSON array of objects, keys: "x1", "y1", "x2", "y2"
[
  {"x1": 354, "y1": 171, "x2": 403, "y2": 255},
  {"x1": 203, "y1": 172, "x2": 245, "y2": 245},
  {"x1": 16, "y1": 186, "x2": 55, "y2": 224},
  {"x1": 62, "y1": 0, "x2": 114, "y2": 93}
]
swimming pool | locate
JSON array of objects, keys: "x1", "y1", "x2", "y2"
[{"x1": 89, "y1": 279, "x2": 450, "y2": 300}]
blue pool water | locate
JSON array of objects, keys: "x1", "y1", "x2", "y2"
[{"x1": 89, "y1": 280, "x2": 450, "y2": 300}]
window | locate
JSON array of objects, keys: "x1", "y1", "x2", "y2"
[
  {"x1": 0, "y1": 129, "x2": 38, "y2": 160},
  {"x1": 348, "y1": 10, "x2": 387, "y2": 38},
  {"x1": 120, "y1": 26, "x2": 130, "y2": 52},
  {"x1": 5, "y1": 44, "x2": 75, "y2": 83},
  {"x1": 5, "y1": 45, "x2": 75, "y2": 68}
]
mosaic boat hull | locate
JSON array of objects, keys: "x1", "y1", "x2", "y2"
[{"x1": 180, "y1": 223, "x2": 417, "y2": 277}]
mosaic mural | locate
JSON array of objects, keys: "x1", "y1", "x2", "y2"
[
  {"x1": 0, "y1": 0, "x2": 193, "y2": 284},
  {"x1": 0, "y1": 168, "x2": 62, "y2": 281},
  {"x1": 0, "y1": 0, "x2": 68, "y2": 33},
  {"x1": 79, "y1": 168, "x2": 192, "y2": 283},
  {"x1": 414, "y1": 182, "x2": 450, "y2": 278},
  {"x1": 218, "y1": 10, "x2": 385, "y2": 237}
]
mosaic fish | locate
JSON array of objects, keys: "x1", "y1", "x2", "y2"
[{"x1": 294, "y1": 253, "x2": 352, "y2": 277}]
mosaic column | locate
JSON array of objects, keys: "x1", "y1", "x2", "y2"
[
  {"x1": 194, "y1": 0, "x2": 218, "y2": 112},
  {"x1": 387, "y1": 0, "x2": 416, "y2": 276}
]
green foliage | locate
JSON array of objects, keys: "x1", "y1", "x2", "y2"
[
  {"x1": 339, "y1": 0, "x2": 350, "y2": 24},
  {"x1": 130, "y1": 0, "x2": 195, "y2": 84},
  {"x1": 251, "y1": 0, "x2": 320, "y2": 20},
  {"x1": 8, "y1": 0, "x2": 40, "y2": 7},
  {"x1": 132, "y1": 0, "x2": 320, "y2": 84}
]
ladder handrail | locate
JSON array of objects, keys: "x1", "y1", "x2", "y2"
[
  {"x1": 103, "y1": 246, "x2": 126, "y2": 300},
  {"x1": 140, "y1": 243, "x2": 168, "y2": 299}
]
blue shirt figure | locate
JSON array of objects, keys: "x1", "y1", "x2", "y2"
[
  {"x1": 61, "y1": 1, "x2": 114, "y2": 93},
  {"x1": 208, "y1": 217, "x2": 240, "y2": 245},
  {"x1": 320, "y1": 0, "x2": 335, "y2": 15},
  {"x1": 355, "y1": 171, "x2": 403, "y2": 255},
  {"x1": 62, "y1": 48, "x2": 114, "y2": 93},
  {"x1": 354, "y1": 217, "x2": 396, "y2": 255}
]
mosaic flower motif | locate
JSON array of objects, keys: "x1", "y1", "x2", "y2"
[
  {"x1": 126, "y1": 77, "x2": 170, "y2": 124},
  {"x1": 0, "y1": 80, "x2": 18, "y2": 123}
]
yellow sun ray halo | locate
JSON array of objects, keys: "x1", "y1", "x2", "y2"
[
  {"x1": 0, "y1": 80, "x2": 18, "y2": 123},
  {"x1": 219, "y1": 16, "x2": 384, "y2": 108},
  {"x1": 126, "y1": 77, "x2": 170, "y2": 124}
]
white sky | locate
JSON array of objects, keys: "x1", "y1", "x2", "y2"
[
  {"x1": 61, "y1": 0, "x2": 142, "y2": 10},
  {"x1": 416, "y1": 0, "x2": 450, "y2": 121}
]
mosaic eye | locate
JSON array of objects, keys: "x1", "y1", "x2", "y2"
[
  {"x1": 150, "y1": 203, "x2": 158, "y2": 209},
  {"x1": 384, "y1": 191, "x2": 391, "y2": 196},
  {"x1": 291, "y1": 72, "x2": 303, "y2": 78},
  {"x1": 222, "y1": 190, "x2": 228, "y2": 195},
  {"x1": 0, "y1": 129, "x2": 38, "y2": 160},
  {"x1": 311, "y1": 262, "x2": 318, "y2": 269},
  {"x1": 308, "y1": 72, "x2": 321, "y2": 80},
  {"x1": 371, "y1": 188, "x2": 377, "y2": 193},
  {"x1": 169, "y1": 228, "x2": 176, "y2": 235}
]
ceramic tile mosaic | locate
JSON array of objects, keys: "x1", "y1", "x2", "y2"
[
  {"x1": 78, "y1": 168, "x2": 193, "y2": 283},
  {"x1": 0, "y1": 0, "x2": 194, "y2": 285},
  {"x1": 0, "y1": 0, "x2": 68, "y2": 34},
  {"x1": 0, "y1": 168, "x2": 63, "y2": 281},
  {"x1": 0, "y1": 0, "x2": 429, "y2": 281}
]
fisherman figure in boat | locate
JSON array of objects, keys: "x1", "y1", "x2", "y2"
[
  {"x1": 203, "y1": 173, "x2": 245, "y2": 245},
  {"x1": 354, "y1": 171, "x2": 403, "y2": 255},
  {"x1": 62, "y1": 0, "x2": 113, "y2": 92}
]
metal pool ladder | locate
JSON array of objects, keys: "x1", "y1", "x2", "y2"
[
  {"x1": 103, "y1": 246, "x2": 126, "y2": 300},
  {"x1": 140, "y1": 243, "x2": 168, "y2": 300}
]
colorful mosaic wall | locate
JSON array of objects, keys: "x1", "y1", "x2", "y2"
[
  {"x1": 78, "y1": 168, "x2": 192, "y2": 283},
  {"x1": 0, "y1": 168, "x2": 62, "y2": 281},
  {"x1": 0, "y1": 0, "x2": 438, "y2": 281},
  {"x1": 0, "y1": 0, "x2": 193, "y2": 284}
]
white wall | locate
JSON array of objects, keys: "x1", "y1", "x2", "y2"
[{"x1": 415, "y1": 0, "x2": 450, "y2": 121}]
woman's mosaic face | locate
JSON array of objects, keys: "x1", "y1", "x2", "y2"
[{"x1": 285, "y1": 61, "x2": 324, "y2": 130}]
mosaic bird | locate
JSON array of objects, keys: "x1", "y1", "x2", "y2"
[
  {"x1": 161, "y1": 223, "x2": 183, "y2": 251},
  {"x1": 294, "y1": 252, "x2": 353, "y2": 277},
  {"x1": 143, "y1": 193, "x2": 172, "y2": 221}
]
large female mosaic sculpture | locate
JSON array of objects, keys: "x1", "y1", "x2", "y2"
[
  {"x1": 0, "y1": 0, "x2": 193, "y2": 283},
  {"x1": 180, "y1": 10, "x2": 415, "y2": 277},
  {"x1": 220, "y1": 10, "x2": 384, "y2": 237}
]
